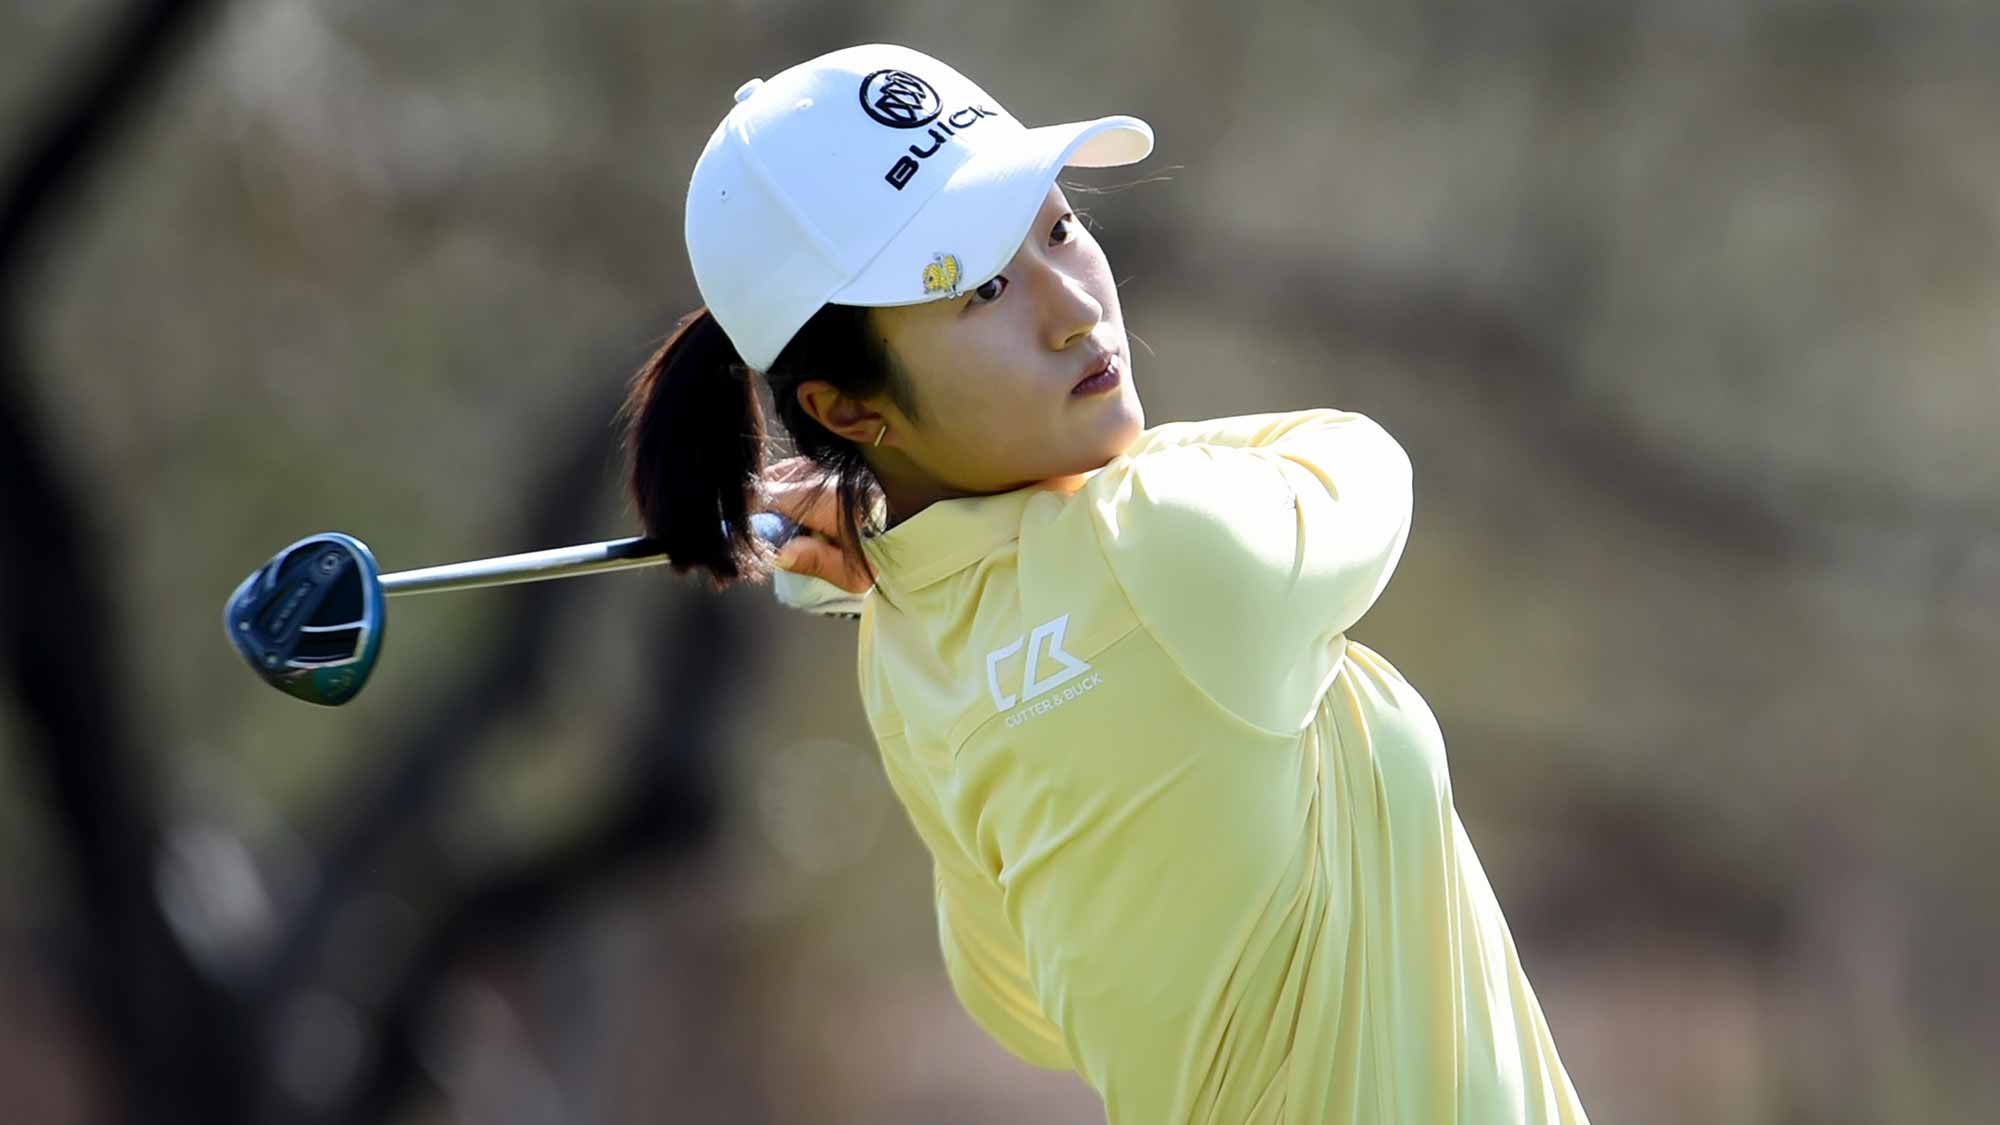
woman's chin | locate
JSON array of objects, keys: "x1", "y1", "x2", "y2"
[
  {"x1": 1050, "y1": 421, "x2": 1146, "y2": 485},
  {"x1": 1095, "y1": 397, "x2": 1145, "y2": 459}
]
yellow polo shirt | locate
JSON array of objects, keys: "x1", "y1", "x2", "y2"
[{"x1": 857, "y1": 410, "x2": 1590, "y2": 1124}]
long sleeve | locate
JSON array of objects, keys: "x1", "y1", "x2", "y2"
[
  {"x1": 1086, "y1": 409, "x2": 1413, "y2": 732},
  {"x1": 874, "y1": 728, "x2": 1074, "y2": 1070},
  {"x1": 935, "y1": 849, "x2": 1076, "y2": 1070}
]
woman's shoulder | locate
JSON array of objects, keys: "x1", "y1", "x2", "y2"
[
  {"x1": 1073, "y1": 414, "x2": 1342, "y2": 571},
  {"x1": 1117, "y1": 407, "x2": 1380, "y2": 457},
  {"x1": 1053, "y1": 407, "x2": 1413, "y2": 728},
  {"x1": 1077, "y1": 408, "x2": 1408, "y2": 542}
]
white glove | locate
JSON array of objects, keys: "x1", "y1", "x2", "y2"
[
  {"x1": 771, "y1": 567, "x2": 868, "y2": 618},
  {"x1": 749, "y1": 512, "x2": 867, "y2": 619}
]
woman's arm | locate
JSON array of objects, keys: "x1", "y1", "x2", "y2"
[
  {"x1": 1085, "y1": 409, "x2": 1413, "y2": 732},
  {"x1": 875, "y1": 733, "x2": 1074, "y2": 1070},
  {"x1": 935, "y1": 859, "x2": 1076, "y2": 1071}
]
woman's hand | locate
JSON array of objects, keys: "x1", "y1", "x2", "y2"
[{"x1": 759, "y1": 456, "x2": 876, "y2": 595}]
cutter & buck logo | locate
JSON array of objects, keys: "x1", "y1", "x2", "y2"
[{"x1": 985, "y1": 614, "x2": 1103, "y2": 728}]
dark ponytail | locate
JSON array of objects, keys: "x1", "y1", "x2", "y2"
[
  {"x1": 620, "y1": 308, "x2": 767, "y2": 586},
  {"x1": 622, "y1": 303, "x2": 917, "y2": 589}
]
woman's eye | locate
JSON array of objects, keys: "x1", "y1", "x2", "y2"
[
  {"x1": 1050, "y1": 214, "x2": 1076, "y2": 244},
  {"x1": 969, "y1": 276, "x2": 1007, "y2": 305}
]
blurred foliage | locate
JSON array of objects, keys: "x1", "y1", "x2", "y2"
[{"x1": 1, "y1": 1, "x2": 1996, "y2": 1123}]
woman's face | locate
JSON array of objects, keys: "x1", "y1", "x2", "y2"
[{"x1": 807, "y1": 185, "x2": 1145, "y2": 506}]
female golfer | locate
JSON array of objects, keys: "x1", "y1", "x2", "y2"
[{"x1": 624, "y1": 43, "x2": 1590, "y2": 1124}]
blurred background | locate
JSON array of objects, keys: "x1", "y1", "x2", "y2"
[{"x1": 2, "y1": 1, "x2": 1996, "y2": 1122}]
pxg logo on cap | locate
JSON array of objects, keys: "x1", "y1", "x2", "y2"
[{"x1": 859, "y1": 69, "x2": 942, "y2": 129}]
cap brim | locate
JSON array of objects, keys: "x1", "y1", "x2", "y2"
[{"x1": 829, "y1": 114, "x2": 1154, "y2": 308}]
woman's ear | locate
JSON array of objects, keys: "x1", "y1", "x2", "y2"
[{"x1": 795, "y1": 380, "x2": 888, "y2": 446}]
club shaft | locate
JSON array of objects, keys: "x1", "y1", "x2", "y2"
[{"x1": 380, "y1": 537, "x2": 668, "y2": 597}]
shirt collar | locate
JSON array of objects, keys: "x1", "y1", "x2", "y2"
[{"x1": 863, "y1": 477, "x2": 1085, "y2": 600}]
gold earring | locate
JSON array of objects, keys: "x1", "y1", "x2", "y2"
[{"x1": 872, "y1": 425, "x2": 886, "y2": 448}]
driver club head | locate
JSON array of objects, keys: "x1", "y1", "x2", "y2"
[{"x1": 224, "y1": 532, "x2": 384, "y2": 706}]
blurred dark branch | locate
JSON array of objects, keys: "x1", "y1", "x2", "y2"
[
  {"x1": 235, "y1": 373, "x2": 741, "y2": 1124},
  {"x1": 0, "y1": 331, "x2": 255, "y2": 1122},
  {"x1": 1, "y1": 4, "x2": 741, "y2": 1121},
  {"x1": 0, "y1": 2, "x2": 245, "y2": 1124},
  {"x1": 337, "y1": 595, "x2": 733, "y2": 1125},
  {"x1": 0, "y1": 0, "x2": 222, "y2": 306},
  {"x1": 248, "y1": 401, "x2": 636, "y2": 1003}
]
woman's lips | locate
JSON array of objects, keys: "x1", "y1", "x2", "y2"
[{"x1": 1071, "y1": 354, "x2": 1121, "y2": 397}]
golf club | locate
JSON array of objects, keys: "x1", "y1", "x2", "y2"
[{"x1": 224, "y1": 513, "x2": 810, "y2": 707}]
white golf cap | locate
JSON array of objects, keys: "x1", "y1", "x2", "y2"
[{"x1": 684, "y1": 44, "x2": 1153, "y2": 371}]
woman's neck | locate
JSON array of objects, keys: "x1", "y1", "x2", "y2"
[
  {"x1": 871, "y1": 458, "x2": 1096, "y2": 530},
  {"x1": 875, "y1": 468, "x2": 973, "y2": 529}
]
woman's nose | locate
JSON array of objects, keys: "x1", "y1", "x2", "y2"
[{"x1": 1044, "y1": 268, "x2": 1104, "y2": 351}]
